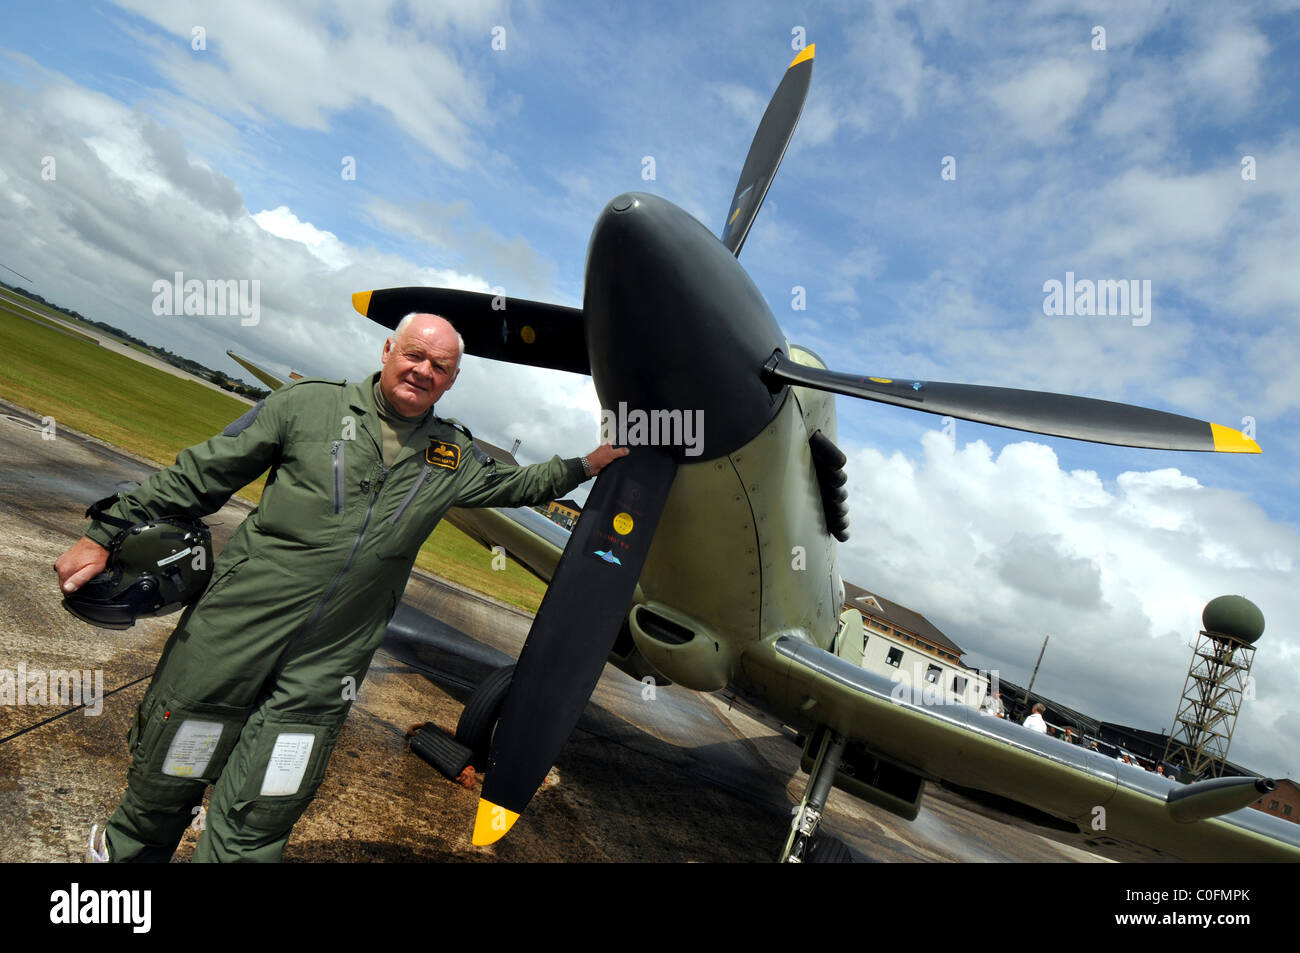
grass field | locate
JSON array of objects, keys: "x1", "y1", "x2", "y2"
[
  {"x1": 0, "y1": 286, "x2": 123, "y2": 342},
  {"x1": 0, "y1": 300, "x2": 100, "y2": 344},
  {"x1": 0, "y1": 298, "x2": 548, "y2": 612}
]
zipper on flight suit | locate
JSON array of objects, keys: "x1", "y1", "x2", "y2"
[
  {"x1": 331, "y1": 440, "x2": 345, "y2": 514},
  {"x1": 388, "y1": 463, "x2": 432, "y2": 525},
  {"x1": 271, "y1": 461, "x2": 391, "y2": 677}
]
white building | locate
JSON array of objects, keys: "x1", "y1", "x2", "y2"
[{"x1": 842, "y1": 582, "x2": 994, "y2": 710}]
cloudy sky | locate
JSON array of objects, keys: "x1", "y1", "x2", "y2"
[{"x1": 2, "y1": 1, "x2": 1297, "y2": 779}]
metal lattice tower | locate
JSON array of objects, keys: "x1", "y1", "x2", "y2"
[{"x1": 1163, "y1": 595, "x2": 1264, "y2": 781}]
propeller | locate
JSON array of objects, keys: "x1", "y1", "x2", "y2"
[
  {"x1": 721, "y1": 44, "x2": 814, "y2": 256},
  {"x1": 351, "y1": 288, "x2": 589, "y2": 374},
  {"x1": 473, "y1": 448, "x2": 677, "y2": 844},
  {"x1": 762, "y1": 352, "x2": 1260, "y2": 453}
]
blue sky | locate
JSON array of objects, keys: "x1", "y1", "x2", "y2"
[{"x1": 2, "y1": 0, "x2": 1298, "y2": 779}]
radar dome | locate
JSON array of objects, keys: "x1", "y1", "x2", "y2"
[{"x1": 1202, "y1": 595, "x2": 1264, "y2": 645}]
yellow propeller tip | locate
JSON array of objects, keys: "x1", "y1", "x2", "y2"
[
  {"x1": 351, "y1": 290, "x2": 372, "y2": 316},
  {"x1": 789, "y1": 44, "x2": 815, "y2": 69},
  {"x1": 1210, "y1": 422, "x2": 1261, "y2": 454},
  {"x1": 472, "y1": 798, "x2": 520, "y2": 846}
]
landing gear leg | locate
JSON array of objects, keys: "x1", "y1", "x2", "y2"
[{"x1": 780, "y1": 726, "x2": 849, "y2": 863}]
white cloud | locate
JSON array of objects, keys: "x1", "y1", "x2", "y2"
[
  {"x1": 985, "y1": 57, "x2": 1097, "y2": 146},
  {"x1": 252, "y1": 206, "x2": 353, "y2": 270},
  {"x1": 110, "y1": 0, "x2": 505, "y2": 167},
  {"x1": 839, "y1": 429, "x2": 1299, "y2": 778},
  {"x1": 1183, "y1": 26, "x2": 1269, "y2": 114},
  {"x1": 364, "y1": 197, "x2": 558, "y2": 300}
]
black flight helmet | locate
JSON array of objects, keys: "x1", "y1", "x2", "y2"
[{"x1": 62, "y1": 495, "x2": 213, "y2": 630}]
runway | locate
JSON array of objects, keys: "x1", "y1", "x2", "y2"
[
  {"x1": 0, "y1": 286, "x2": 253, "y2": 402},
  {"x1": 0, "y1": 398, "x2": 1103, "y2": 862}
]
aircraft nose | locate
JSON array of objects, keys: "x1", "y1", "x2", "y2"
[{"x1": 583, "y1": 193, "x2": 788, "y2": 461}]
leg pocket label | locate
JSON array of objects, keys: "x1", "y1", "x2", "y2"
[
  {"x1": 162, "y1": 719, "x2": 225, "y2": 778},
  {"x1": 260, "y1": 733, "x2": 316, "y2": 796}
]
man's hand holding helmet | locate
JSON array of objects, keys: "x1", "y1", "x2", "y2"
[{"x1": 56, "y1": 536, "x2": 110, "y2": 593}]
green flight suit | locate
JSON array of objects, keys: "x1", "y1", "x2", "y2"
[{"x1": 85, "y1": 373, "x2": 586, "y2": 862}]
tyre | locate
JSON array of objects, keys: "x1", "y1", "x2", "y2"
[
  {"x1": 409, "y1": 723, "x2": 473, "y2": 780},
  {"x1": 455, "y1": 664, "x2": 515, "y2": 770},
  {"x1": 808, "y1": 834, "x2": 853, "y2": 863}
]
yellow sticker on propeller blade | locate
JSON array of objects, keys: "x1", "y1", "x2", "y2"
[
  {"x1": 612, "y1": 512, "x2": 634, "y2": 535},
  {"x1": 868, "y1": 377, "x2": 893, "y2": 384},
  {"x1": 521, "y1": 325, "x2": 536, "y2": 344},
  {"x1": 473, "y1": 799, "x2": 520, "y2": 845}
]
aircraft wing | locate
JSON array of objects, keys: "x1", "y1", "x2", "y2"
[
  {"x1": 226, "y1": 349, "x2": 302, "y2": 391},
  {"x1": 442, "y1": 504, "x2": 571, "y2": 586},
  {"x1": 740, "y1": 634, "x2": 1300, "y2": 862}
]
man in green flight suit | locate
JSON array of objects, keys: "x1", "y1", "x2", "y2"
[{"x1": 55, "y1": 312, "x2": 627, "y2": 862}]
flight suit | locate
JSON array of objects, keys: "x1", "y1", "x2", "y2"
[{"x1": 85, "y1": 373, "x2": 586, "y2": 862}]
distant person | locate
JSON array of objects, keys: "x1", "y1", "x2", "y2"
[
  {"x1": 1022, "y1": 703, "x2": 1048, "y2": 733},
  {"x1": 56, "y1": 312, "x2": 627, "y2": 863}
]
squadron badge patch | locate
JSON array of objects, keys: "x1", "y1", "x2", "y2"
[{"x1": 426, "y1": 439, "x2": 461, "y2": 470}]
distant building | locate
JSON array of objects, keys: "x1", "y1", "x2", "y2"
[
  {"x1": 842, "y1": 582, "x2": 991, "y2": 709},
  {"x1": 1251, "y1": 778, "x2": 1299, "y2": 824},
  {"x1": 544, "y1": 498, "x2": 581, "y2": 530}
]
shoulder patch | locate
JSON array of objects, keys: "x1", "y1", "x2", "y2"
[{"x1": 426, "y1": 438, "x2": 462, "y2": 470}]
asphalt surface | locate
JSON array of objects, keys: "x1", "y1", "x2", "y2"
[{"x1": 0, "y1": 398, "x2": 1103, "y2": 862}]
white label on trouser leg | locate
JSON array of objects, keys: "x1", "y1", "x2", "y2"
[
  {"x1": 162, "y1": 720, "x2": 224, "y2": 777},
  {"x1": 260, "y1": 733, "x2": 316, "y2": 796}
]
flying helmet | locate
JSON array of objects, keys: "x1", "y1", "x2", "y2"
[{"x1": 62, "y1": 495, "x2": 213, "y2": 630}]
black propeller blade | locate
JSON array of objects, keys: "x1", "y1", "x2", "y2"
[
  {"x1": 762, "y1": 352, "x2": 1260, "y2": 453},
  {"x1": 720, "y1": 44, "x2": 814, "y2": 257},
  {"x1": 352, "y1": 287, "x2": 589, "y2": 374},
  {"x1": 473, "y1": 449, "x2": 678, "y2": 844}
]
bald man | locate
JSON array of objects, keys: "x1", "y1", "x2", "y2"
[{"x1": 57, "y1": 312, "x2": 625, "y2": 862}]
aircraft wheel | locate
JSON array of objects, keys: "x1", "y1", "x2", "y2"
[
  {"x1": 808, "y1": 834, "x2": 853, "y2": 863},
  {"x1": 455, "y1": 664, "x2": 515, "y2": 770}
]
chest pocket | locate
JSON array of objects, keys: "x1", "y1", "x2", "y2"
[
  {"x1": 255, "y1": 439, "x2": 345, "y2": 542},
  {"x1": 374, "y1": 458, "x2": 461, "y2": 562},
  {"x1": 388, "y1": 462, "x2": 433, "y2": 526}
]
